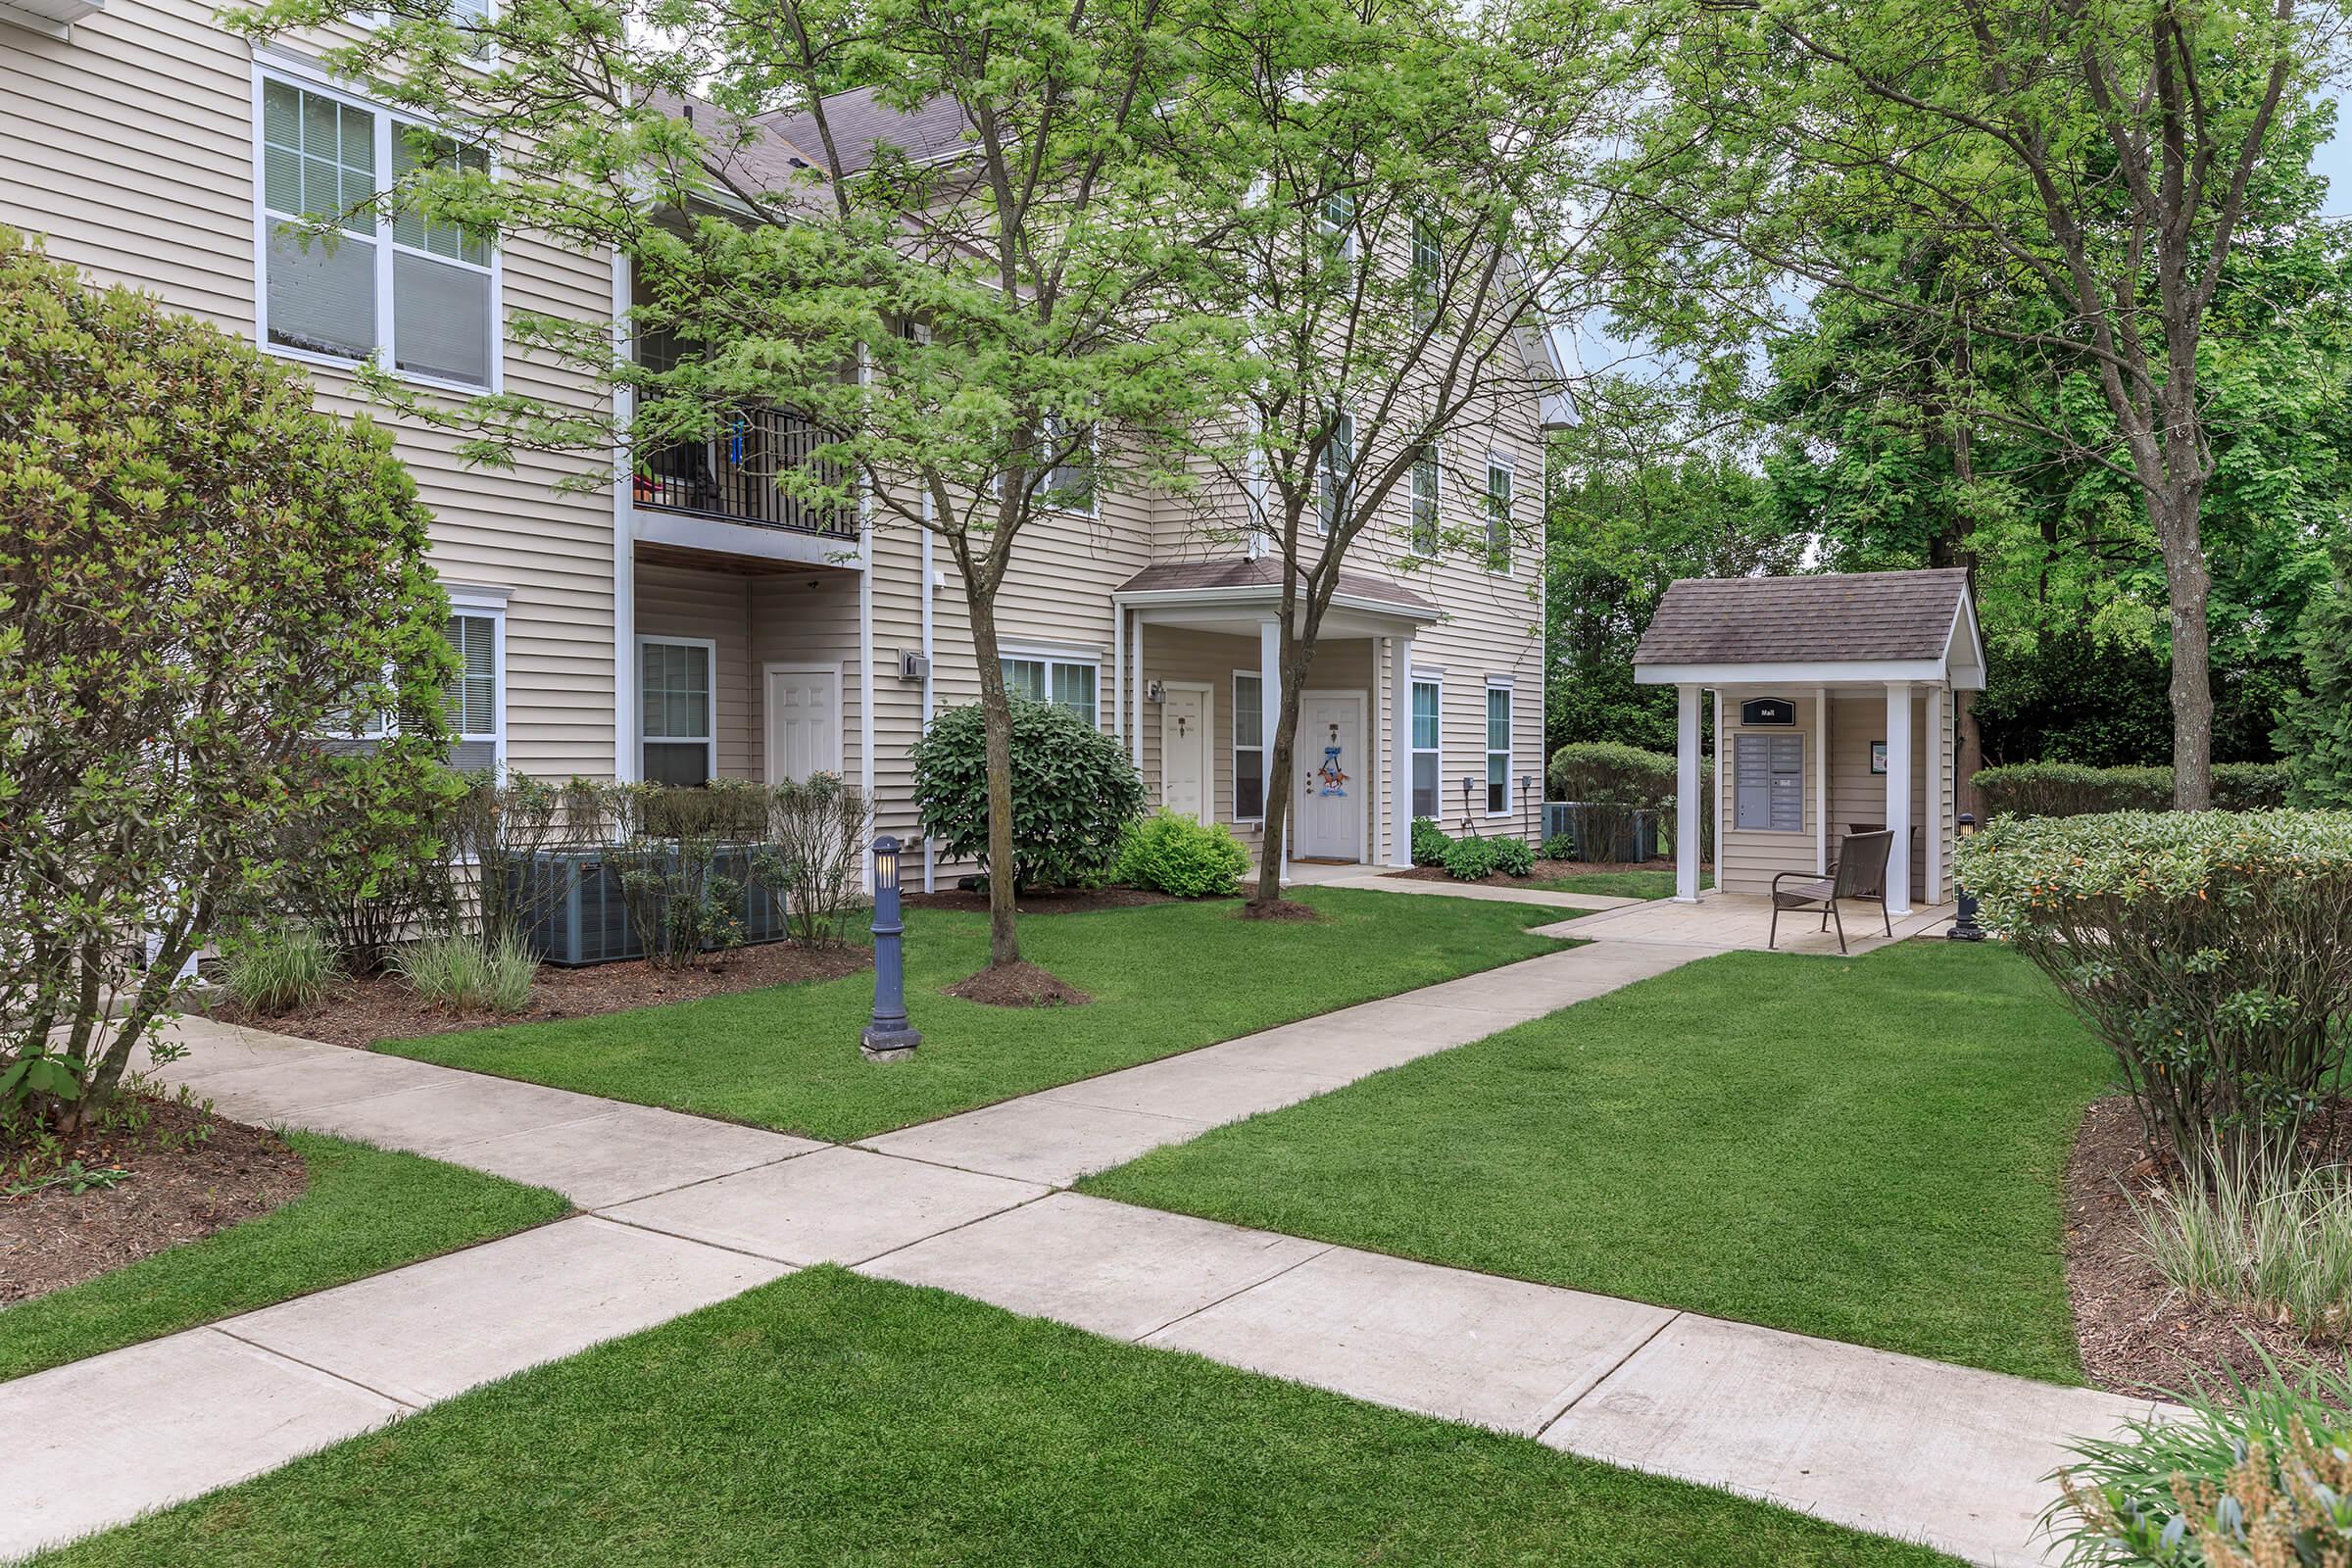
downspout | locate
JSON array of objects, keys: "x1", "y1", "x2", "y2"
[
  {"x1": 920, "y1": 492, "x2": 937, "y2": 893},
  {"x1": 611, "y1": 248, "x2": 638, "y2": 785}
]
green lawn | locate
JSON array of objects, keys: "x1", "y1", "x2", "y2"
[
  {"x1": 1525, "y1": 868, "x2": 1709, "y2": 900},
  {"x1": 0, "y1": 1134, "x2": 568, "y2": 1383},
  {"x1": 32, "y1": 1267, "x2": 1957, "y2": 1568},
  {"x1": 383, "y1": 889, "x2": 1571, "y2": 1143},
  {"x1": 1084, "y1": 940, "x2": 2109, "y2": 1385}
]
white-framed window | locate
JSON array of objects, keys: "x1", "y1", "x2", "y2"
[
  {"x1": 1234, "y1": 671, "x2": 1265, "y2": 821},
  {"x1": 444, "y1": 589, "x2": 507, "y2": 771},
  {"x1": 640, "y1": 636, "x2": 716, "y2": 785},
  {"x1": 1317, "y1": 410, "x2": 1353, "y2": 534},
  {"x1": 1410, "y1": 677, "x2": 1442, "y2": 819},
  {"x1": 1411, "y1": 213, "x2": 1441, "y2": 327},
  {"x1": 255, "y1": 64, "x2": 498, "y2": 393},
  {"x1": 1039, "y1": 411, "x2": 1097, "y2": 516},
  {"x1": 1485, "y1": 680, "x2": 1512, "y2": 815},
  {"x1": 1485, "y1": 452, "x2": 1513, "y2": 573},
  {"x1": 1320, "y1": 185, "x2": 1356, "y2": 264},
  {"x1": 1408, "y1": 443, "x2": 1440, "y2": 556},
  {"x1": 1003, "y1": 652, "x2": 1099, "y2": 725}
]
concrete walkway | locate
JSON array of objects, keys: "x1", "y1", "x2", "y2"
[
  {"x1": 1260, "y1": 859, "x2": 1644, "y2": 910},
  {"x1": 2, "y1": 937, "x2": 2137, "y2": 1567}
]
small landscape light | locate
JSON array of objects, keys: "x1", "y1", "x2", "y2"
[
  {"x1": 1948, "y1": 813, "x2": 1986, "y2": 943},
  {"x1": 862, "y1": 835, "x2": 922, "y2": 1060}
]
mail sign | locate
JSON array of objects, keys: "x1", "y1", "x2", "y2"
[{"x1": 1740, "y1": 697, "x2": 1797, "y2": 727}]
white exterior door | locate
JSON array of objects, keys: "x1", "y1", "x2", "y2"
[
  {"x1": 764, "y1": 664, "x2": 841, "y2": 784},
  {"x1": 1159, "y1": 684, "x2": 1211, "y2": 824},
  {"x1": 1297, "y1": 692, "x2": 1365, "y2": 861}
]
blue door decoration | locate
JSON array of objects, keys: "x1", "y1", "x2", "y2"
[{"x1": 1315, "y1": 721, "x2": 1349, "y2": 797}]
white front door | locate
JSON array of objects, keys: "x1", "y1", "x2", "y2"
[
  {"x1": 764, "y1": 664, "x2": 841, "y2": 783},
  {"x1": 1297, "y1": 691, "x2": 1365, "y2": 861},
  {"x1": 1159, "y1": 684, "x2": 1211, "y2": 824}
]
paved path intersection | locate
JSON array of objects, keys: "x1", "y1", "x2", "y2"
[{"x1": 3, "y1": 931, "x2": 2146, "y2": 1565}]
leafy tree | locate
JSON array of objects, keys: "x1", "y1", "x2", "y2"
[
  {"x1": 0, "y1": 234, "x2": 453, "y2": 1132},
  {"x1": 231, "y1": 0, "x2": 1247, "y2": 978},
  {"x1": 1613, "y1": 0, "x2": 2345, "y2": 805},
  {"x1": 2276, "y1": 541, "x2": 2352, "y2": 807}
]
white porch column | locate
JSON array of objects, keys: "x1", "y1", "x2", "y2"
[
  {"x1": 1814, "y1": 686, "x2": 1830, "y2": 875},
  {"x1": 1260, "y1": 616, "x2": 1286, "y2": 885},
  {"x1": 1111, "y1": 603, "x2": 1125, "y2": 752},
  {"x1": 1129, "y1": 614, "x2": 1145, "y2": 770},
  {"x1": 1388, "y1": 634, "x2": 1414, "y2": 867},
  {"x1": 1674, "y1": 684, "x2": 1701, "y2": 904},
  {"x1": 1885, "y1": 681, "x2": 1914, "y2": 916},
  {"x1": 1925, "y1": 683, "x2": 1946, "y2": 905}
]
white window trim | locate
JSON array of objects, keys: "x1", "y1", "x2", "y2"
[
  {"x1": 638, "y1": 634, "x2": 717, "y2": 783},
  {"x1": 1317, "y1": 408, "x2": 1353, "y2": 536},
  {"x1": 446, "y1": 589, "x2": 508, "y2": 766},
  {"x1": 1407, "y1": 441, "x2": 1442, "y2": 558},
  {"x1": 1484, "y1": 449, "x2": 1515, "y2": 576},
  {"x1": 1484, "y1": 677, "x2": 1513, "y2": 818},
  {"x1": 1409, "y1": 674, "x2": 1443, "y2": 821},
  {"x1": 1000, "y1": 643, "x2": 1102, "y2": 728},
  {"x1": 251, "y1": 54, "x2": 504, "y2": 397},
  {"x1": 1040, "y1": 414, "x2": 1100, "y2": 519},
  {"x1": 1232, "y1": 669, "x2": 1266, "y2": 824},
  {"x1": 1319, "y1": 185, "x2": 1357, "y2": 265}
]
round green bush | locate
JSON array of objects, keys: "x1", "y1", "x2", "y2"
[
  {"x1": 1411, "y1": 816, "x2": 1452, "y2": 866},
  {"x1": 1547, "y1": 742, "x2": 1677, "y2": 808},
  {"x1": 911, "y1": 697, "x2": 1147, "y2": 890},
  {"x1": 1491, "y1": 836, "x2": 1535, "y2": 877},
  {"x1": 1441, "y1": 835, "x2": 1500, "y2": 880},
  {"x1": 1116, "y1": 809, "x2": 1250, "y2": 898}
]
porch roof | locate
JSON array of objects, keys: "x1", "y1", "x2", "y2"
[
  {"x1": 1113, "y1": 558, "x2": 1441, "y2": 622},
  {"x1": 1631, "y1": 568, "x2": 1984, "y2": 689}
]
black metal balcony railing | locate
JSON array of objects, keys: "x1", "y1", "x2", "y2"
[{"x1": 632, "y1": 407, "x2": 855, "y2": 536}]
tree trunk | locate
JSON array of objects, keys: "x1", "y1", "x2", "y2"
[
  {"x1": 1955, "y1": 687, "x2": 1984, "y2": 820},
  {"x1": 1250, "y1": 644, "x2": 1306, "y2": 912},
  {"x1": 964, "y1": 592, "x2": 1022, "y2": 967},
  {"x1": 2154, "y1": 490, "x2": 2216, "y2": 809}
]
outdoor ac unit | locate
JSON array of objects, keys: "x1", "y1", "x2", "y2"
[
  {"x1": 898, "y1": 649, "x2": 930, "y2": 683},
  {"x1": 511, "y1": 844, "x2": 786, "y2": 966}
]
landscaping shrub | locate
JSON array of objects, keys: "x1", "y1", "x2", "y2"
[
  {"x1": 752, "y1": 772, "x2": 872, "y2": 947},
  {"x1": 2051, "y1": 1359, "x2": 2352, "y2": 1567},
  {"x1": 220, "y1": 924, "x2": 340, "y2": 1015},
  {"x1": 911, "y1": 697, "x2": 1147, "y2": 890},
  {"x1": 1441, "y1": 836, "x2": 1501, "y2": 880},
  {"x1": 1117, "y1": 810, "x2": 1250, "y2": 898},
  {"x1": 448, "y1": 769, "x2": 613, "y2": 945},
  {"x1": 607, "y1": 783, "x2": 764, "y2": 969},
  {"x1": 1974, "y1": 760, "x2": 2292, "y2": 818},
  {"x1": 1957, "y1": 810, "x2": 2352, "y2": 1175},
  {"x1": 2131, "y1": 1150, "x2": 2352, "y2": 1342},
  {"x1": 1491, "y1": 837, "x2": 1536, "y2": 877},
  {"x1": 2277, "y1": 540, "x2": 2352, "y2": 809},
  {"x1": 270, "y1": 749, "x2": 465, "y2": 972},
  {"x1": 1547, "y1": 741, "x2": 1676, "y2": 808},
  {"x1": 392, "y1": 932, "x2": 536, "y2": 1014},
  {"x1": 0, "y1": 232, "x2": 453, "y2": 1133},
  {"x1": 1411, "y1": 816, "x2": 1452, "y2": 866},
  {"x1": 1541, "y1": 831, "x2": 1577, "y2": 860}
]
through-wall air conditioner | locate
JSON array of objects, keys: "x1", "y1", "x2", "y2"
[{"x1": 898, "y1": 650, "x2": 930, "y2": 683}]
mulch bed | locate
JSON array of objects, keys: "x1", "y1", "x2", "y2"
[
  {"x1": 943, "y1": 960, "x2": 1093, "y2": 1007},
  {"x1": 2066, "y1": 1093, "x2": 2352, "y2": 1399},
  {"x1": 904, "y1": 885, "x2": 1180, "y2": 914},
  {"x1": 205, "y1": 941, "x2": 872, "y2": 1049},
  {"x1": 1235, "y1": 899, "x2": 1322, "y2": 922},
  {"x1": 2, "y1": 1100, "x2": 304, "y2": 1306},
  {"x1": 1384, "y1": 858, "x2": 1690, "y2": 888}
]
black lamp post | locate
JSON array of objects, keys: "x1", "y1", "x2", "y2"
[
  {"x1": 861, "y1": 835, "x2": 922, "y2": 1060},
  {"x1": 1947, "y1": 813, "x2": 1986, "y2": 942}
]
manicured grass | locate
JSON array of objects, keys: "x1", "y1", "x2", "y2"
[
  {"x1": 1084, "y1": 940, "x2": 2109, "y2": 1385},
  {"x1": 1525, "y1": 868, "x2": 1709, "y2": 900},
  {"x1": 383, "y1": 889, "x2": 1571, "y2": 1143},
  {"x1": 32, "y1": 1267, "x2": 1957, "y2": 1567},
  {"x1": 0, "y1": 1134, "x2": 569, "y2": 1383}
]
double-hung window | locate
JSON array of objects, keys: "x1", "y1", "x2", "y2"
[
  {"x1": 1039, "y1": 411, "x2": 1097, "y2": 516},
  {"x1": 1320, "y1": 186, "x2": 1356, "y2": 265},
  {"x1": 258, "y1": 69, "x2": 496, "y2": 391},
  {"x1": 1485, "y1": 682, "x2": 1512, "y2": 814},
  {"x1": 1485, "y1": 453, "x2": 1513, "y2": 572},
  {"x1": 1317, "y1": 411, "x2": 1353, "y2": 534},
  {"x1": 1234, "y1": 672, "x2": 1265, "y2": 821},
  {"x1": 1003, "y1": 654, "x2": 1098, "y2": 725},
  {"x1": 444, "y1": 610, "x2": 503, "y2": 771},
  {"x1": 1411, "y1": 214, "x2": 1442, "y2": 328},
  {"x1": 1410, "y1": 678, "x2": 1441, "y2": 819},
  {"x1": 640, "y1": 637, "x2": 715, "y2": 785},
  {"x1": 1408, "y1": 444, "x2": 1440, "y2": 556}
]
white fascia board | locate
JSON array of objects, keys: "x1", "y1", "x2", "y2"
[
  {"x1": 1634, "y1": 659, "x2": 1952, "y2": 686},
  {"x1": 1941, "y1": 590, "x2": 1989, "y2": 689},
  {"x1": 632, "y1": 509, "x2": 859, "y2": 570},
  {"x1": 1112, "y1": 586, "x2": 1440, "y2": 627}
]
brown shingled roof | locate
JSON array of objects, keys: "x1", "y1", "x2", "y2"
[
  {"x1": 761, "y1": 89, "x2": 975, "y2": 175},
  {"x1": 1633, "y1": 569, "x2": 1971, "y2": 666},
  {"x1": 1117, "y1": 557, "x2": 1440, "y2": 616}
]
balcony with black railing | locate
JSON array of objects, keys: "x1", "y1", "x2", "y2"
[{"x1": 631, "y1": 407, "x2": 855, "y2": 537}]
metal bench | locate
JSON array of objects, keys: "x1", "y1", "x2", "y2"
[{"x1": 1770, "y1": 830, "x2": 1895, "y2": 955}]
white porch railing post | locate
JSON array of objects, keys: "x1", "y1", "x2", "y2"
[
  {"x1": 1675, "y1": 683, "x2": 1701, "y2": 903},
  {"x1": 1388, "y1": 634, "x2": 1414, "y2": 867},
  {"x1": 1885, "y1": 681, "x2": 1914, "y2": 916}
]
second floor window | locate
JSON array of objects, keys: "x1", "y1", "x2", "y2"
[
  {"x1": 1409, "y1": 444, "x2": 1440, "y2": 556},
  {"x1": 1485, "y1": 456, "x2": 1513, "y2": 572},
  {"x1": 1039, "y1": 412, "x2": 1097, "y2": 516},
  {"x1": 1319, "y1": 187, "x2": 1356, "y2": 265},
  {"x1": 1411, "y1": 215, "x2": 1442, "y2": 327},
  {"x1": 259, "y1": 72, "x2": 496, "y2": 391},
  {"x1": 1317, "y1": 412, "x2": 1353, "y2": 534}
]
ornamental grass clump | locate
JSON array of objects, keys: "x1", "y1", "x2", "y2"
[
  {"x1": 221, "y1": 923, "x2": 341, "y2": 1015},
  {"x1": 2132, "y1": 1151, "x2": 2352, "y2": 1343},
  {"x1": 1957, "y1": 810, "x2": 2352, "y2": 1178},
  {"x1": 393, "y1": 932, "x2": 536, "y2": 1014}
]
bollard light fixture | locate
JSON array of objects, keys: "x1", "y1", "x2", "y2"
[
  {"x1": 1947, "y1": 812, "x2": 1986, "y2": 942},
  {"x1": 861, "y1": 835, "x2": 923, "y2": 1060}
]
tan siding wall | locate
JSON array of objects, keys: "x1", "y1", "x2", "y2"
[
  {"x1": 3, "y1": 0, "x2": 620, "y2": 779},
  {"x1": 1715, "y1": 685, "x2": 1820, "y2": 896},
  {"x1": 634, "y1": 564, "x2": 755, "y2": 780},
  {"x1": 1828, "y1": 691, "x2": 1937, "y2": 901}
]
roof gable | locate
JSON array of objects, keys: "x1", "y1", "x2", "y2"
[{"x1": 1633, "y1": 569, "x2": 1976, "y2": 669}]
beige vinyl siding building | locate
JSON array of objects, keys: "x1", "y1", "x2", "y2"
[{"x1": 6, "y1": 26, "x2": 1553, "y2": 884}]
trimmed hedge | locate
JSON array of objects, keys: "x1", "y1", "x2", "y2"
[
  {"x1": 1116, "y1": 810, "x2": 1250, "y2": 899},
  {"x1": 911, "y1": 697, "x2": 1147, "y2": 890},
  {"x1": 1956, "y1": 809, "x2": 2352, "y2": 1173},
  {"x1": 1547, "y1": 742, "x2": 1677, "y2": 808},
  {"x1": 1973, "y1": 760, "x2": 2291, "y2": 818}
]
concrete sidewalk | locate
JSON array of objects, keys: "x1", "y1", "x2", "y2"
[{"x1": 3, "y1": 938, "x2": 2137, "y2": 1566}]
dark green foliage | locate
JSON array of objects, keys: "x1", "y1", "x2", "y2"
[
  {"x1": 2277, "y1": 543, "x2": 2352, "y2": 808},
  {"x1": 1540, "y1": 832, "x2": 1577, "y2": 859},
  {"x1": 1971, "y1": 630, "x2": 2296, "y2": 767},
  {"x1": 1547, "y1": 742, "x2": 1677, "y2": 807},
  {"x1": 1115, "y1": 810, "x2": 1250, "y2": 899},
  {"x1": 1490, "y1": 837, "x2": 1535, "y2": 877},
  {"x1": 270, "y1": 751, "x2": 465, "y2": 971},
  {"x1": 912, "y1": 698, "x2": 1147, "y2": 890},
  {"x1": 1441, "y1": 836, "x2": 1499, "y2": 880},
  {"x1": 1959, "y1": 809, "x2": 2352, "y2": 1175},
  {"x1": 1974, "y1": 761, "x2": 2290, "y2": 818},
  {"x1": 1411, "y1": 816, "x2": 1452, "y2": 866}
]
